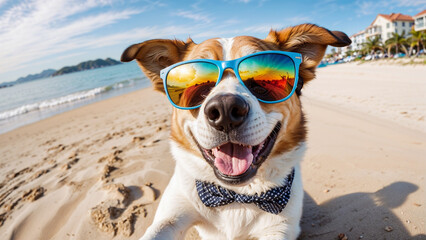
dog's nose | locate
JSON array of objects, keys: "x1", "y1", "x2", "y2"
[{"x1": 204, "y1": 94, "x2": 249, "y2": 132}]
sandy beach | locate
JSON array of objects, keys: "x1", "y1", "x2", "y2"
[{"x1": 0, "y1": 62, "x2": 425, "y2": 239}]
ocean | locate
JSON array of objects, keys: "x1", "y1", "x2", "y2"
[{"x1": 0, "y1": 62, "x2": 150, "y2": 134}]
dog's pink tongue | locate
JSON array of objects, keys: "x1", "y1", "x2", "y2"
[{"x1": 212, "y1": 143, "x2": 253, "y2": 176}]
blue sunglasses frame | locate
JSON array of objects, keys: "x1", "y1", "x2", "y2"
[{"x1": 160, "y1": 50, "x2": 303, "y2": 110}]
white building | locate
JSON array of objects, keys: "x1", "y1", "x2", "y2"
[
  {"x1": 414, "y1": 10, "x2": 426, "y2": 32},
  {"x1": 339, "y1": 30, "x2": 366, "y2": 56},
  {"x1": 350, "y1": 30, "x2": 366, "y2": 52},
  {"x1": 366, "y1": 13, "x2": 414, "y2": 42}
]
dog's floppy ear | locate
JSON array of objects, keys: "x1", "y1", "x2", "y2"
[
  {"x1": 265, "y1": 24, "x2": 351, "y2": 84},
  {"x1": 121, "y1": 39, "x2": 194, "y2": 92}
]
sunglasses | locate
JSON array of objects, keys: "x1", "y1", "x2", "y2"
[{"x1": 160, "y1": 51, "x2": 302, "y2": 110}]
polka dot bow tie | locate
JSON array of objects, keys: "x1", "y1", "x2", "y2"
[{"x1": 195, "y1": 168, "x2": 295, "y2": 215}]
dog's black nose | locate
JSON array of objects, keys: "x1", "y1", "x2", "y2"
[{"x1": 204, "y1": 94, "x2": 249, "y2": 132}]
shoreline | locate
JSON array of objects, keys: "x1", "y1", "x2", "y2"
[
  {"x1": 0, "y1": 78, "x2": 149, "y2": 135},
  {"x1": 0, "y1": 86, "x2": 163, "y2": 139},
  {"x1": 0, "y1": 61, "x2": 146, "y2": 135}
]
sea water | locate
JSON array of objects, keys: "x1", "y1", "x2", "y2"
[{"x1": 0, "y1": 62, "x2": 150, "y2": 134}]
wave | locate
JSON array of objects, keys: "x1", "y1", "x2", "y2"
[{"x1": 0, "y1": 78, "x2": 143, "y2": 121}]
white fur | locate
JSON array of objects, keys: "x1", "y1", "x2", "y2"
[
  {"x1": 191, "y1": 71, "x2": 281, "y2": 150},
  {"x1": 140, "y1": 39, "x2": 305, "y2": 240},
  {"x1": 217, "y1": 38, "x2": 234, "y2": 61}
]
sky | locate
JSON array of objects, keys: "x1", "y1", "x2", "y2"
[{"x1": 0, "y1": 0, "x2": 424, "y2": 84}]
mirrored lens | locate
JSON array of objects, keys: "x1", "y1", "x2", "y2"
[
  {"x1": 238, "y1": 53, "x2": 296, "y2": 102},
  {"x1": 166, "y1": 62, "x2": 219, "y2": 108}
]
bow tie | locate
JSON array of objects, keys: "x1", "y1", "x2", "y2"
[{"x1": 195, "y1": 168, "x2": 295, "y2": 215}]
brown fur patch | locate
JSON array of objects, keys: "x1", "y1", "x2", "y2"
[
  {"x1": 121, "y1": 38, "x2": 195, "y2": 92},
  {"x1": 269, "y1": 97, "x2": 306, "y2": 156},
  {"x1": 265, "y1": 24, "x2": 351, "y2": 84},
  {"x1": 184, "y1": 38, "x2": 223, "y2": 61},
  {"x1": 170, "y1": 108, "x2": 200, "y2": 156}
]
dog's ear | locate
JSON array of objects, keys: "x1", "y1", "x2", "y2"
[
  {"x1": 121, "y1": 39, "x2": 194, "y2": 92},
  {"x1": 265, "y1": 24, "x2": 351, "y2": 84}
]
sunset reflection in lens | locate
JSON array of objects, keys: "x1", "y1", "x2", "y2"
[
  {"x1": 238, "y1": 54, "x2": 296, "y2": 102},
  {"x1": 166, "y1": 62, "x2": 219, "y2": 108}
]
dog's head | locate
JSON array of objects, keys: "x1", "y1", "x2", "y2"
[{"x1": 122, "y1": 24, "x2": 350, "y2": 191}]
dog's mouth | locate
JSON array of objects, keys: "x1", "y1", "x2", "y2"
[{"x1": 196, "y1": 122, "x2": 281, "y2": 185}]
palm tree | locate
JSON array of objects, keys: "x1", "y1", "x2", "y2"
[
  {"x1": 385, "y1": 31, "x2": 408, "y2": 55},
  {"x1": 407, "y1": 36, "x2": 417, "y2": 56},
  {"x1": 362, "y1": 36, "x2": 383, "y2": 55},
  {"x1": 407, "y1": 30, "x2": 425, "y2": 56},
  {"x1": 345, "y1": 50, "x2": 355, "y2": 57}
]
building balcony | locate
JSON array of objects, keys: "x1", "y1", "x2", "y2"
[
  {"x1": 365, "y1": 25, "x2": 382, "y2": 38},
  {"x1": 365, "y1": 32, "x2": 381, "y2": 39},
  {"x1": 415, "y1": 25, "x2": 426, "y2": 31},
  {"x1": 415, "y1": 22, "x2": 425, "y2": 31},
  {"x1": 415, "y1": 16, "x2": 425, "y2": 31}
]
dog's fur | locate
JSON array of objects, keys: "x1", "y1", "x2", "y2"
[{"x1": 122, "y1": 24, "x2": 350, "y2": 240}]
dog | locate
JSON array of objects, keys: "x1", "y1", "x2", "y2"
[{"x1": 121, "y1": 23, "x2": 350, "y2": 240}]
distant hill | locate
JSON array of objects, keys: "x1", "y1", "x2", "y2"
[
  {"x1": 0, "y1": 58, "x2": 122, "y2": 89},
  {"x1": 0, "y1": 69, "x2": 57, "y2": 89},
  {"x1": 0, "y1": 82, "x2": 14, "y2": 89},
  {"x1": 16, "y1": 69, "x2": 56, "y2": 83},
  {"x1": 52, "y1": 58, "x2": 121, "y2": 76}
]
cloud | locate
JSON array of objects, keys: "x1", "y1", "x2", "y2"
[
  {"x1": 0, "y1": 0, "x2": 142, "y2": 74},
  {"x1": 355, "y1": 0, "x2": 425, "y2": 16},
  {"x1": 0, "y1": 0, "x2": 8, "y2": 7},
  {"x1": 283, "y1": 16, "x2": 314, "y2": 25},
  {"x1": 223, "y1": 19, "x2": 241, "y2": 25},
  {"x1": 222, "y1": 0, "x2": 267, "y2": 6},
  {"x1": 393, "y1": 0, "x2": 426, "y2": 6},
  {"x1": 356, "y1": 1, "x2": 376, "y2": 16},
  {"x1": 174, "y1": 10, "x2": 212, "y2": 23},
  {"x1": 74, "y1": 25, "x2": 200, "y2": 48},
  {"x1": 54, "y1": 52, "x2": 86, "y2": 61},
  {"x1": 189, "y1": 23, "x2": 279, "y2": 39},
  {"x1": 355, "y1": 0, "x2": 395, "y2": 16},
  {"x1": 243, "y1": 24, "x2": 281, "y2": 33},
  {"x1": 236, "y1": 0, "x2": 268, "y2": 4}
]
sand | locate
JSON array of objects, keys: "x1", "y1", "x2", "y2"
[
  {"x1": 304, "y1": 62, "x2": 426, "y2": 133},
  {"x1": 0, "y1": 62, "x2": 425, "y2": 240}
]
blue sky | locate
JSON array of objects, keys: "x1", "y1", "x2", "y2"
[{"x1": 0, "y1": 0, "x2": 424, "y2": 83}]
